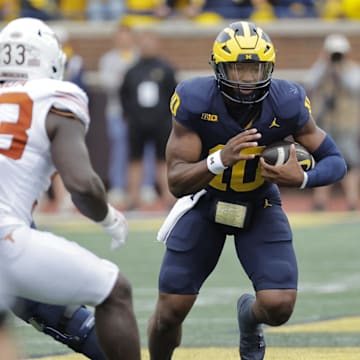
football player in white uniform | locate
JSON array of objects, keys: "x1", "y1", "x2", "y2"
[{"x1": 0, "y1": 18, "x2": 140, "y2": 360}]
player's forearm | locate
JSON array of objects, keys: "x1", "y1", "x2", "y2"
[
  {"x1": 303, "y1": 135, "x2": 347, "y2": 188},
  {"x1": 72, "y1": 192, "x2": 108, "y2": 221},
  {"x1": 167, "y1": 159, "x2": 215, "y2": 198},
  {"x1": 69, "y1": 176, "x2": 108, "y2": 221}
]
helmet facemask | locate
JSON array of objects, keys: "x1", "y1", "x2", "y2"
[{"x1": 215, "y1": 60, "x2": 273, "y2": 104}]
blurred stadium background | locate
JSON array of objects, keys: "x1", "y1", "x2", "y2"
[
  {"x1": 39, "y1": 18, "x2": 360, "y2": 191},
  {"x1": 2, "y1": 6, "x2": 359, "y2": 358}
]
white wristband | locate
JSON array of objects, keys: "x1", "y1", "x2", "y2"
[
  {"x1": 300, "y1": 171, "x2": 308, "y2": 189},
  {"x1": 98, "y1": 204, "x2": 116, "y2": 227},
  {"x1": 207, "y1": 150, "x2": 227, "y2": 175}
]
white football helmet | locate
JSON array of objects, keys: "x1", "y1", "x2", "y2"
[
  {"x1": 0, "y1": 17, "x2": 66, "y2": 81},
  {"x1": 324, "y1": 33, "x2": 351, "y2": 54}
]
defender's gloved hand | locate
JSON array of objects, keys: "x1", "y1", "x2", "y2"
[{"x1": 98, "y1": 204, "x2": 128, "y2": 250}]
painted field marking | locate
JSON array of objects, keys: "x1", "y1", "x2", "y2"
[
  {"x1": 266, "y1": 316, "x2": 360, "y2": 333},
  {"x1": 32, "y1": 347, "x2": 360, "y2": 360},
  {"x1": 33, "y1": 211, "x2": 360, "y2": 233}
]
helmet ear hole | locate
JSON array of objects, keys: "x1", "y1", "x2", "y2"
[{"x1": 264, "y1": 45, "x2": 272, "y2": 54}]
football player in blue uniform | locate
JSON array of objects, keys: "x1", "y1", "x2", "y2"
[
  {"x1": 147, "y1": 21, "x2": 346, "y2": 360},
  {"x1": 12, "y1": 297, "x2": 106, "y2": 359}
]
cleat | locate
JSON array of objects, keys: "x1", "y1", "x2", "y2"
[{"x1": 237, "y1": 294, "x2": 265, "y2": 360}]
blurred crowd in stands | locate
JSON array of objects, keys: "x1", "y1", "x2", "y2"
[
  {"x1": 39, "y1": 22, "x2": 178, "y2": 213},
  {"x1": 6, "y1": 1, "x2": 358, "y2": 213},
  {"x1": 0, "y1": 0, "x2": 359, "y2": 23}
]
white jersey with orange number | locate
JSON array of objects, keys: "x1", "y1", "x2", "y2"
[
  {"x1": 0, "y1": 79, "x2": 118, "y2": 306},
  {"x1": 0, "y1": 78, "x2": 90, "y2": 228}
]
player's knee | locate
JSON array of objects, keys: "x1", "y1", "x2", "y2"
[
  {"x1": 151, "y1": 309, "x2": 182, "y2": 333},
  {"x1": 266, "y1": 303, "x2": 293, "y2": 326},
  {"x1": 260, "y1": 292, "x2": 295, "y2": 326},
  {"x1": 151, "y1": 298, "x2": 191, "y2": 333},
  {"x1": 104, "y1": 274, "x2": 133, "y2": 308}
]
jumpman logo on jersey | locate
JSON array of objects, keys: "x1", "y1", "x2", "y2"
[
  {"x1": 269, "y1": 117, "x2": 280, "y2": 128},
  {"x1": 263, "y1": 198, "x2": 272, "y2": 208}
]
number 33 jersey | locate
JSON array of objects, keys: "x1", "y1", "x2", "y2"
[{"x1": 0, "y1": 78, "x2": 90, "y2": 227}]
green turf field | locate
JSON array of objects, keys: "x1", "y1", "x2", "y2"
[{"x1": 11, "y1": 210, "x2": 360, "y2": 359}]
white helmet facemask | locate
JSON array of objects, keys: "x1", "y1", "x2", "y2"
[{"x1": 0, "y1": 17, "x2": 66, "y2": 81}]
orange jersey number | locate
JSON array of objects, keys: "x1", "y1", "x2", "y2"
[{"x1": 0, "y1": 92, "x2": 33, "y2": 160}]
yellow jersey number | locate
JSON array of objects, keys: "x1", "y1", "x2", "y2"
[{"x1": 209, "y1": 145, "x2": 265, "y2": 192}]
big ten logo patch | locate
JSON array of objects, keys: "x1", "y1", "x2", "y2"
[{"x1": 201, "y1": 113, "x2": 218, "y2": 122}]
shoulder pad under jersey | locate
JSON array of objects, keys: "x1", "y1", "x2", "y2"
[
  {"x1": 26, "y1": 79, "x2": 90, "y2": 130},
  {"x1": 171, "y1": 76, "x2": 218, "y2": 119},
  {"x1": 269, "y1": 79, "x2": 310, "y2": 121}
]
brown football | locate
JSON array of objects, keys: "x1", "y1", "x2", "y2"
[{"x1": 261, "y1": 140, "x2": 315, "y2": 171}]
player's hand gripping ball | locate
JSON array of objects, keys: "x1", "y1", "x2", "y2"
[{"x1": 261, "y1": 140, "x2": 315, "y2": 171}]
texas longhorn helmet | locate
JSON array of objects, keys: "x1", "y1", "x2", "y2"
[{"x1": 0, "y1": 17, "x2": 66, "y2": 81}]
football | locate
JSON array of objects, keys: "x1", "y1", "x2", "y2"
[{"x1": 261, "y1": 140, "x2": 315, "y2": 171}]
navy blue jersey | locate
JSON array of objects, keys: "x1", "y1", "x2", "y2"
[
  {"x1": 170, "y1": 76, "x2": 311, "y2": 201},
  {"x1": 159, "y1": 76, "x2": 302, "y2": 295}
]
